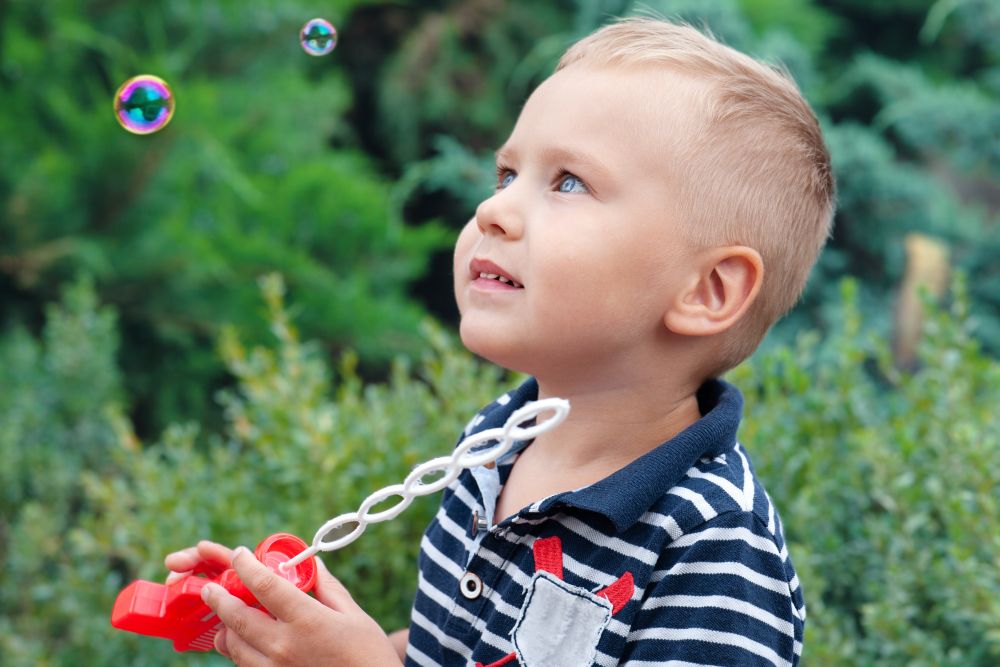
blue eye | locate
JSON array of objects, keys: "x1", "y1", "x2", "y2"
[
  {"x1": 498, "y1": 171, "x2": 516, "y2": 189},
  {"x1": 558, "y1": 173, "x2": 587, "y2": 194}
]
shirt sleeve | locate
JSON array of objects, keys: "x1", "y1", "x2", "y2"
[{"x1": 619, "y1": 510, "x2": 804, "y2": 667}]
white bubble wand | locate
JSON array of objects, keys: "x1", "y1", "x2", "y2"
[{"x1": 280, "y1": 397, "x2": 570, "y2": 572}]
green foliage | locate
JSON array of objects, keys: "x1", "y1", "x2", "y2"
[
  {"x1": 730, "y1": 276, "x2": 1000, "y2": 666},
  {"x1": 0, "y1": 275, "x2": 510, "y2": 665},
  {"x1": 736, "y1": 0, "x2": 841, "y2": 52},
  {"x1": 0, "y1": 0, "x2": 453, "y2": 432},
  {"x1": 0, "y1": 277, "x2": 121, "y2": 517},
  {"x1": 0, "y1": 276, "x2": 127, "y2": 666},
  {"x1": 4, "y1": 0, "x2": 998, "y2": 431},
  {"x1": 811, "y1": 51, "x2": 1000, "y2": 352}
]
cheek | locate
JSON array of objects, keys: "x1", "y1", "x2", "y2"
[
  {"x1": 453, "y1": 219, "x2": 480, "y2": 302},
  {"x1": 538, "y1": 237, "x2": 659, "y2": 324}
]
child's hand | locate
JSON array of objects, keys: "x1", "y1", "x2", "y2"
[
  {"x1": 164, "y1": 540, "x2": 235, "y2": 583},
  {"x1": 200, "y1": 546, "x2": 403, "y2": 667}
]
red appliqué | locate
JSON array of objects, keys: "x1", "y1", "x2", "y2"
[{"x1": 475, "y1": 536, "x2": 634, "y2": 667}]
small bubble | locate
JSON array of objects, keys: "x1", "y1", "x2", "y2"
[
  {"x1": 113, "y1": 75, "x2": 175, "y2": 135},
  {"x1": 300, "y1": 18, "x2": 338, "y2": 56}
]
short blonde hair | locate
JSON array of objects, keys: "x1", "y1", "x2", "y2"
[{"x1": 557, "y1": 17, "x2": 835, "y2": 377}]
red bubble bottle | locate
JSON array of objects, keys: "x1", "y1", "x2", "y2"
[{"x1": 110, "y1": 533, "x2": 316, "y2": 652}]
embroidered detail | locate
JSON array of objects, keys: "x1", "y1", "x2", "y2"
[
  {"x1": 475, "y1": 535, "x2": 635, "y2": 667},
  {"x1": 532, "y1": 536, "x2": 564, "y2": 579},
  {"x1": 477, "y1": 651, "x2": 519, "y2": 667},
  {"x1": 597, "y1": 570, "x2": 634, "y2": 615}
]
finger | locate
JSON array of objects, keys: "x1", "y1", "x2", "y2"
[
  {"x1": 213, "y1": 627, "x2": 231, "y2": 658},
  {"x1": 165, "y1": 540, "x2": 233, "y2": 573},
  {"x1": 196, "y1": 540, "x2": 236, "y2": 567},
  {"x1": 165, "y1": 569, "x2": 191, "y2": 584},
  {"x1": 230, "y1": 546, "x2": 308, "y2": 621},
  {"x1": 164, "y1": 546, "x2": 201, "y2": 572},
  {"x1": 201, "y1": 582, "x2": 277, "y2": 654},
  {"x1": 314, "y1": 557, "x2": 361, "y2": 614},
  {"x1": 219, "y1": 624, "x2": 269, "y2": 667}
]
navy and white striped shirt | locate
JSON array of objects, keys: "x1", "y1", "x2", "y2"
[{"x1": 406, "y1": 377, "x2": 805, "y2": 666}]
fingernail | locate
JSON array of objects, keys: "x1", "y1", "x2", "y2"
[
  {"x1": 201, "y1": 582, "x2": 219, "y2": 602},
  {"x1": 232, "y1": 545, "x2": 250, "y2": 560},
  {"x1": 166, "y1": 571, "x2": 188, "y2": 584}
]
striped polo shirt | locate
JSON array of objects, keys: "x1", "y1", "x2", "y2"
[{"x1": 406, "y1": 377, "x2": 805, "y2": 667}]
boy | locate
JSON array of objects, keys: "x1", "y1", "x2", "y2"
[{"x1": 168, "y1": 16, "x2": 833, "y2": 666}]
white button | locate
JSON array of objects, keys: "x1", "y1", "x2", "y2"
[{"x1": 459, "y1": 572, "x2": 483, "y2": 600}]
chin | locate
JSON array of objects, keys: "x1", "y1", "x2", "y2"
[{"x1": 458, "y1": 320, "x2": 532, "y2": 374}]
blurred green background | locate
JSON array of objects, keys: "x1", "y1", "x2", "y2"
[{"x1": 1, "y1": 0, "x2": 998, "y2": 665}]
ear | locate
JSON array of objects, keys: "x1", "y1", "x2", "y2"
[{"x1": 663, "y1": 246, "x2": 764, "y2": 337}]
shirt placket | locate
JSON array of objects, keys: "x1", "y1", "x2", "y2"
[{"x1": 445, "y1": 461, "x2": 530, "y2": 641}]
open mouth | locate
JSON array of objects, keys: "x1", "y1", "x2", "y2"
[
  {"x1": 477, "y1": 272, "x2": 523, "y2": 288},
  {"x1": 470, "y1": 257, "x2": 523, "y2": 289}
]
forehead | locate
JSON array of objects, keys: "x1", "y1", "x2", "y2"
[{"x1": 504, "y1": 64, "x2": 707, "y2": 175}]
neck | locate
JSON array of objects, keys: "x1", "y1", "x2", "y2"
[{"x1": 528, "y1": 371, "x2": 704, "y2": 474}]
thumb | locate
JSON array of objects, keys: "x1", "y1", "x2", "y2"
[{"x1": 313, "y1": 557, "x2": 362, "y2": 614}]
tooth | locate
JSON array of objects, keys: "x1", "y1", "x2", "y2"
[
  {"x1": 484, "y1": 273, "x2": 498, "y2": 279},
  {"x1": 497, "y1": 276, "x2": 511, "y2": 283}
]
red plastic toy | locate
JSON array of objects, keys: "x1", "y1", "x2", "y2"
[{"x1": 110, "y1": 533, "x2": 317, "y2": 652}]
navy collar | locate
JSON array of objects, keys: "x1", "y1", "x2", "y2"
[{"x1": 470, "y1": 376, "x2": 744, "y2": 532}]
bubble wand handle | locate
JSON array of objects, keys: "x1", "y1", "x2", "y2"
[{"x1": 281, "y1": 398, "x2": 570, "y2": 571}]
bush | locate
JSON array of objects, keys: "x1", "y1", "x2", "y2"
[
  {"x1": 730, "y1": 277, "x2": 1000, "y2": 666},
  {"x1": 0, "y1": 275, "x2": 510, "y2": 666},
  {"x1": 1, "y1": 275, "x2": 997, "y2": 665},
  {"x1": 0, "y1": 277, "x2": 126, "y2": 665},
  {"x1": 0, "y1": 0, "x2": 454, "y2": 433}
]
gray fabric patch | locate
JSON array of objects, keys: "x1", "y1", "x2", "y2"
[{"x1": 511, "y1": 571, "x2": 612, "y2": 667}]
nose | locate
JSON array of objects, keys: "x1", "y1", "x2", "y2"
[{"x1": 474, "y1": 188, "x2": 524, "y2": 239}]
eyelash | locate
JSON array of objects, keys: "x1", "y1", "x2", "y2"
[
  {"x1": 494, "y1": 163, "x2": 588, "y2": 193},
  {"x1": 495, "y1": 164, "x2": 514, "y2": 189}
]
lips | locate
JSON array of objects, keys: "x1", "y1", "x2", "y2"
[{"x1": 469, "y1": 258, "x2": 523, "y2": 288}]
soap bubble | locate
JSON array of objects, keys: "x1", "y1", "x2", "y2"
[
  {"x1": 300, "y1": 18, "x2": 337, "y2": 56},
  {"x1": 113, "y1": 75, "x2": 175, "y2": 135}
]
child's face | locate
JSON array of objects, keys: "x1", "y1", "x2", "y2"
[{"x1": 453, "y1": 65, "x2": 703, "y2": 379}]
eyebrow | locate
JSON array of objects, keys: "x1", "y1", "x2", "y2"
[{"x1": 494, "y1": 144, "x2": 615, "y2": 186}]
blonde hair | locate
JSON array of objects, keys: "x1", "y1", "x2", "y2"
[{"x1": 557, "y1": 17, "x2": 835, "y2": 377}]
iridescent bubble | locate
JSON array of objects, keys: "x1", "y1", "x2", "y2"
[
  {"x1": 113, "y1": 75, "x2": 175, "y2": 135},
  {"x1": 300, "y1": 18, "x2": 338, "y2": 56}
]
